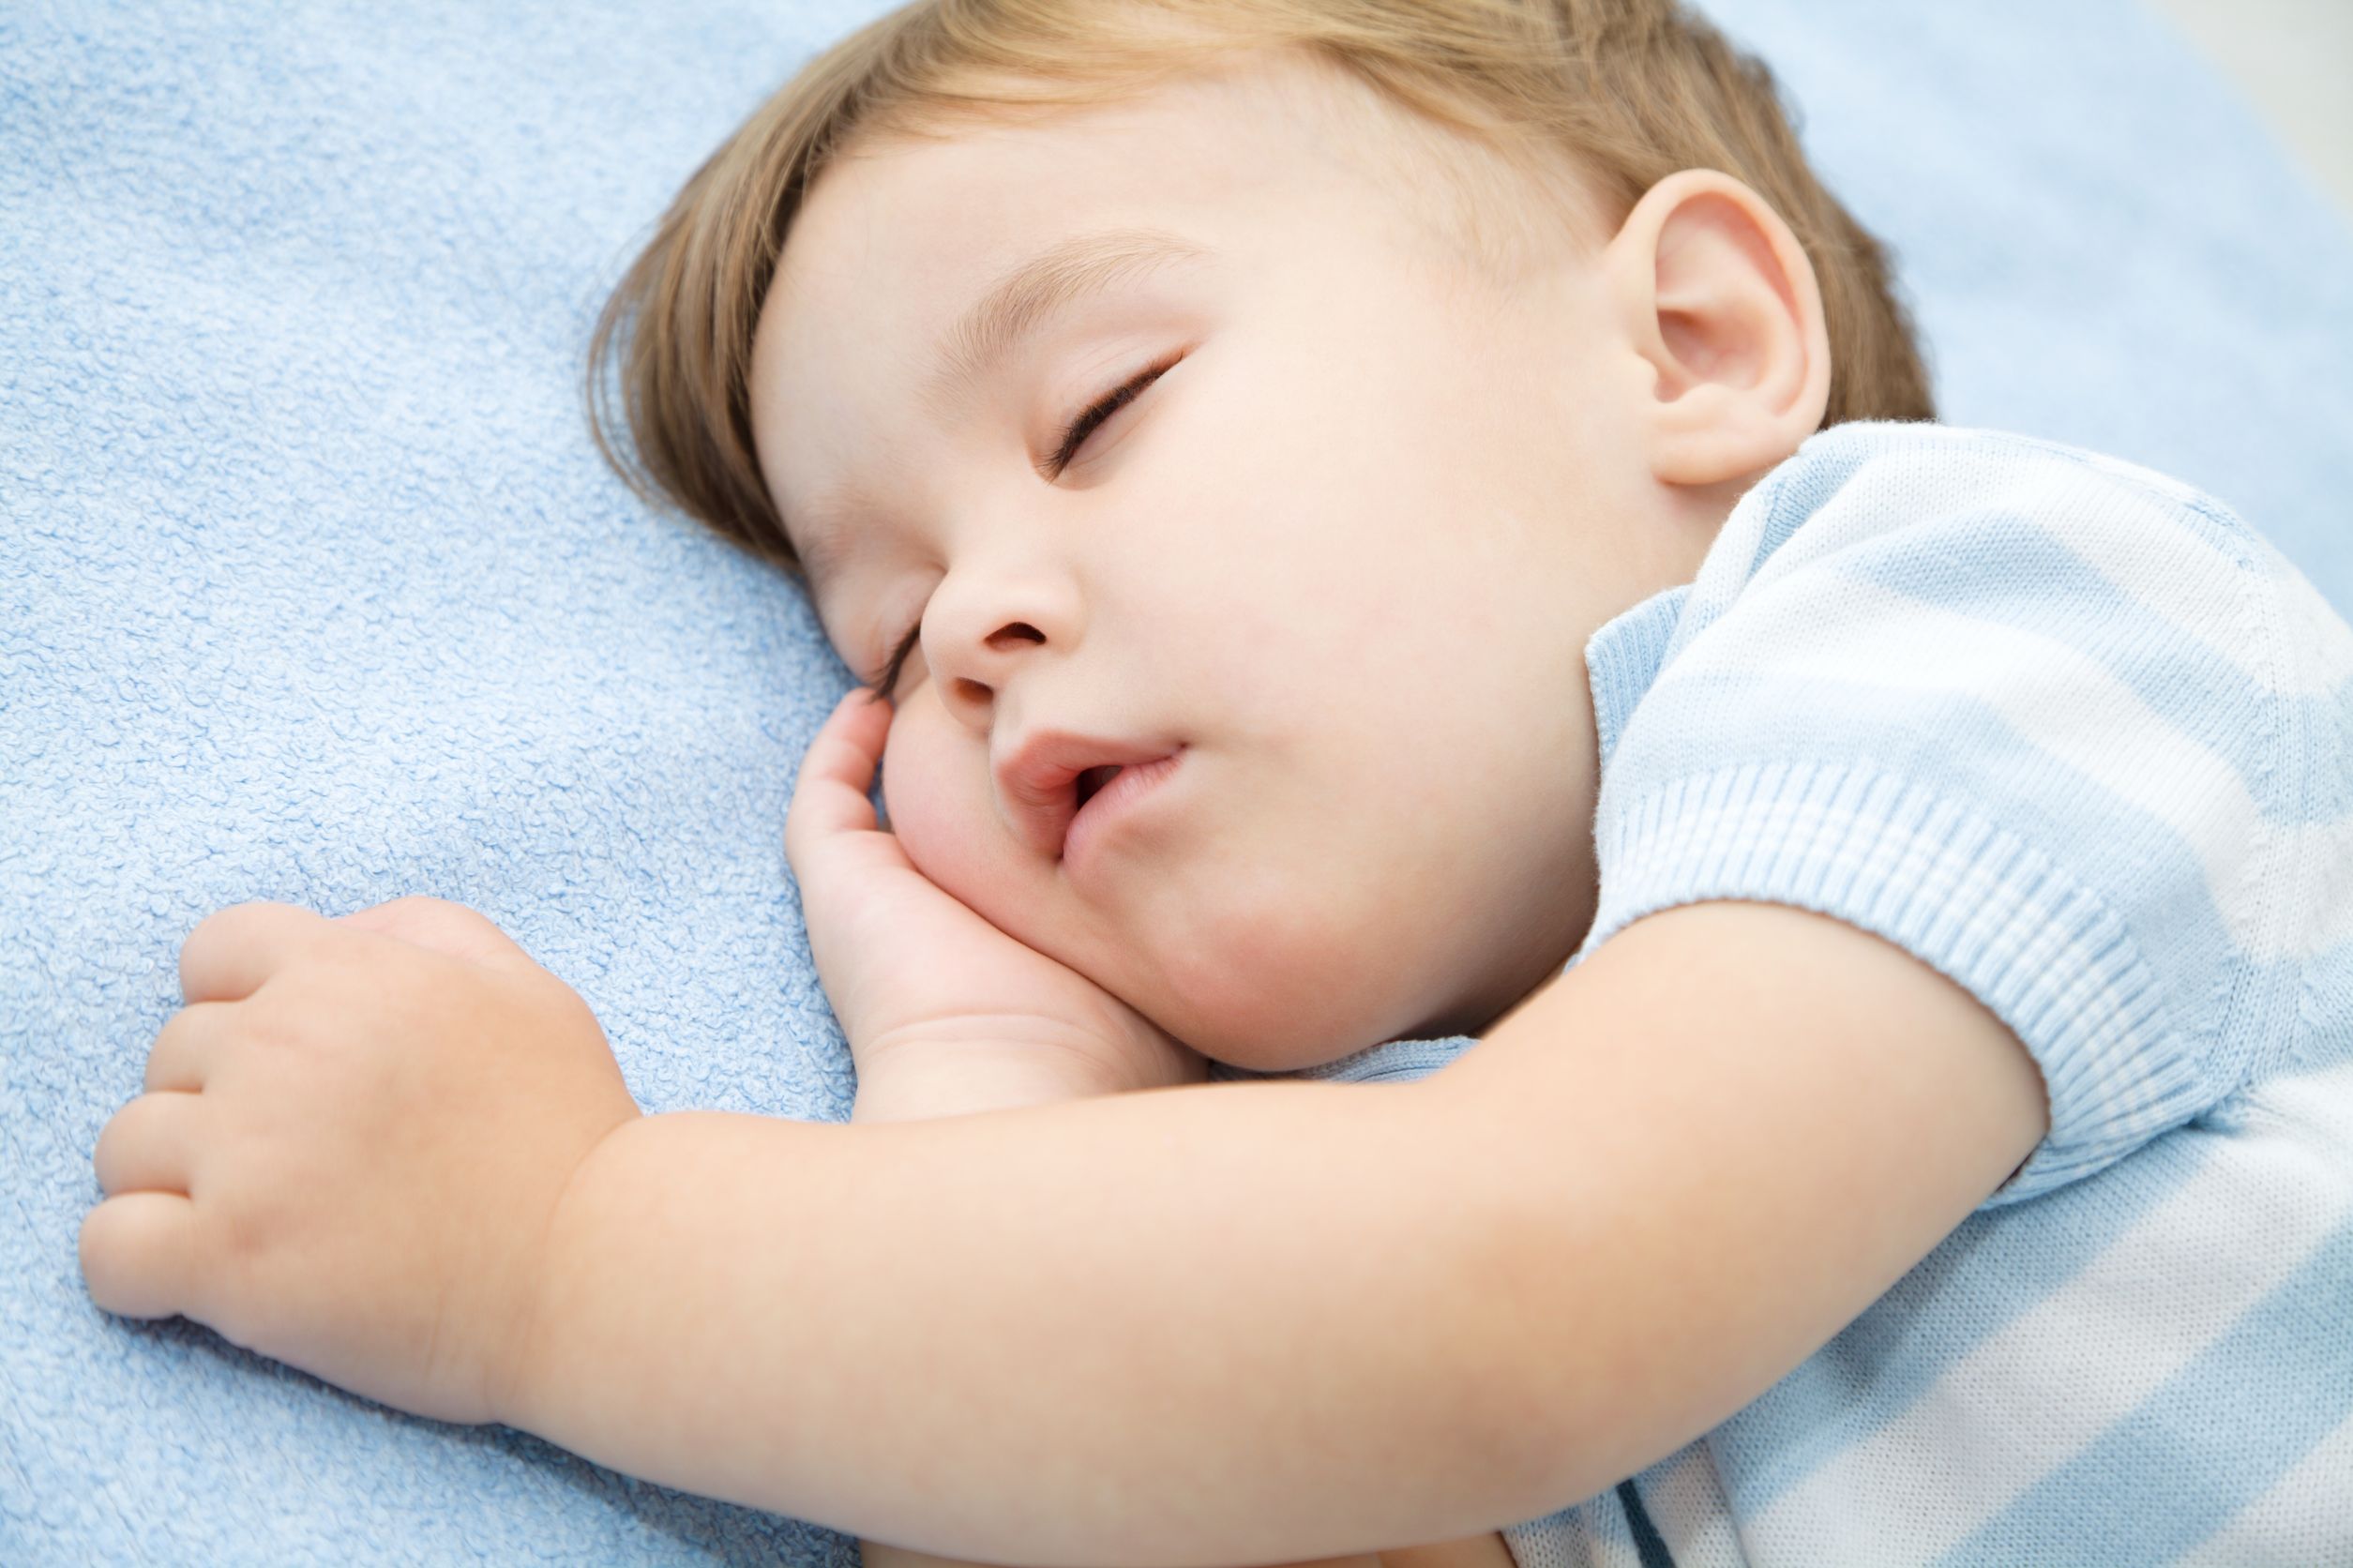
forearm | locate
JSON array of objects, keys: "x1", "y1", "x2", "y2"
[
  {"x1": 846, "y1": 1057, "x2": 1102, "y2": 1568},
  {"x1": 504, "y1": 1082, "x2": 1563, "y2": 1565},
  {"x1": 848, "y1": 1068, "x2": 1400, "y2": 1568}
]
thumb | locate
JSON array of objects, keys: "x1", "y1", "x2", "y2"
[{"x1": 333, "y1": 896, "x2": 541, "y2": 972}]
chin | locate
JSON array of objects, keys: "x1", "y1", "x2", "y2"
[{"x1": 1141, "y1": 918, "x2": 1425, "y2": 1073}]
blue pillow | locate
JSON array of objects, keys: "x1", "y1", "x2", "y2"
[{"x1": 5, "y1": 1, "x2": 2347, "y2": 1560}]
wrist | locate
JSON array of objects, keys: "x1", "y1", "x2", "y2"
[
  {"x1": 492, "y1": 1111, "x2": 648, "y2": 1432},
  {"x1": 851, "y1": 1038, "x2": 1126, "y2": 1123}
]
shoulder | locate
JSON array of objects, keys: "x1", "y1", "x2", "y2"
[
  {"x1": 1687, "y1": 421, "x2": 2278, "y2": 655},
  {"x1": 1752, "y1": 420, "x2": 2264, "y2": 544},
  {"x1": 1634, "y1": 422, "x2": 2311, "y2": 823}
]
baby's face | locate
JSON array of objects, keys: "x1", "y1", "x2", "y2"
[{"x1": 750, "y1": 52, "x2": 1711, "y2": 1066}]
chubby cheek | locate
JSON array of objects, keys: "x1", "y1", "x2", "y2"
[{"x1": 878, "y1": 697, "x2": 1036, "y2": 926}]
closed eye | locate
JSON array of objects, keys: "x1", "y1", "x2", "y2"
[
  {"x1": 1043, "y1": 354, "x2": 1181, "y2": 479},
  {"x1": 864, "y1": 353, "x2": 1183, "y2": 701},
  {"x1": 865, "y1": 614, "x2": 923, "y2": 703}
]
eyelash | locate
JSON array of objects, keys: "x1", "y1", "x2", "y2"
[
  {"x1": 1044, "y1": 354, "x2": 1180, "y2": 479},
  {"x1": 861, "y1": 354, "x2": 1180, "y2": 701}
]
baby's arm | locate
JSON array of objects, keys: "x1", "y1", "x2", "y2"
[
  {"x1": 507, "y1": 1078, "x2": 1523, "y2": 1561},
  {"x1": 851, "y1": 1051, "x2": 1512, "y2": 1568},
  {"x1": 498, "y1": 898, "x2": 2045, "y2": 1563}
]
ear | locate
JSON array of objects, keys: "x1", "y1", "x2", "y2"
[{"x1": 1601, "y1": 169, "x2": 1833, "y2": 487}]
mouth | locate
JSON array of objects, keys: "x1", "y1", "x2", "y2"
[
  {"x1": 1062, "y1": 750, "x2": 1184, "y2": 872},
  {"x1": 1075, "y1": 764, "x2": 1123, "y2": 811},
  {"x1": 995, "y1": 728, "x2": 1186, "y2": 861}
]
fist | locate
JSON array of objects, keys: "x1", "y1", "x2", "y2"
[{"x1": 79, "y1": 897, "x2": 641, "y2": 1426}]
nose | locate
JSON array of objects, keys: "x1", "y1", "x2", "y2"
[{"x1": 923, "y1": 559, "x2": 1080, "y2": 734}]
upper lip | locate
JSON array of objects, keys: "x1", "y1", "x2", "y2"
[{"x1": 994, "y1": 728, "x2": 1181, "y2": 859}]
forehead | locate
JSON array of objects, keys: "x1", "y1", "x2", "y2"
[
  {"x1": 747, "y1": 54, "x2": 1444, "y2": 577},
  {"x1": 770, "y1": 49, "x2": 1406, "y2": 330},
  {"x1": 787, "y1": 223, "x2": 1215, "y2": 587}
]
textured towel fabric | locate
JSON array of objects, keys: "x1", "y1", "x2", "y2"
[
  {"x1": 1495, "y1": 423, "x2": 2353, "y2": 1564},
  {"x1": 4, "y1": 1, "x2": 2352, "y2": 1563}
]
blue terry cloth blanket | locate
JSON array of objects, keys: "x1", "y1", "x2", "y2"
[{"x1": 5, "y1": 0, "x2": 2351, "y2": 1560}]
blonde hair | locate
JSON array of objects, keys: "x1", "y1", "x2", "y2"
[{"x1": 587, "y1": 0, "x2": 1935, "y2": 573}]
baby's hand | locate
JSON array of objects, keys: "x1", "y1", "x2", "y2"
[
  {"x1": 788, "y1": 690, "x2": 1208, "y2": 1118},
  {"x1": 78, "y1": 897, "x2": 641, "y2": 1426}
]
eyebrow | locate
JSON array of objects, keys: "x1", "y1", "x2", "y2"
[
  {"x1": 792, "y1": 225, "x2": 1213, "y2": 592},
  {"x1": 923, "y1": 224, "x2": 1213, "y2": 419}
]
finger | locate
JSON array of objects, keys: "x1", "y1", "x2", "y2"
[
  {"x1": 80, "y1": 1191, "x2": 203, "y2": 1320},
  {"x1": 796, "y1": 687, "x2": 893, "y2": 795},
  {"x1": 180, "y1": 901, "x2": 332, "y2": 1004},
  {"x1": 786, "y1": 689, "x2": 895, "y2": 857},
  {"x1": 144, "y1": 1002, "x2": 231, "y2": 1093},
  {"x1": 332, "y1": 895, "x2": 539, "y2": 973},
  {"x1": 94, "y1": 1091, "x2": 205, "y2": 1197}
]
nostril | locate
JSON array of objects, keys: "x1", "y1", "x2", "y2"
[
  {"x1": 986, "y1": 622, "x2": 1046, "y2": 652},
  {"x1": 952, "y1": 677, "x2": 991, "y2": 706}
]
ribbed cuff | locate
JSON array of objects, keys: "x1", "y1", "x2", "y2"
[
  {"x1": 1585, "y1": 759, "x2": 2204, "y2": 1204},
  {"x1": 1206, "y1": 1033, "x2": 1477, "y2": 1088}
]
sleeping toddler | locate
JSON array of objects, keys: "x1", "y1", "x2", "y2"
[{"x1": 79, "y1": 1, "x2": 2353, "y2": 1563}]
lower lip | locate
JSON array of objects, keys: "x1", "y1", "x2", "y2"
[{"x1": 1062, "y1": 750, "x2": 1184, "y2": 878}]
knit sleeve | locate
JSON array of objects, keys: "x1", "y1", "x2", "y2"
[{"x1": 1583, "y1": 424, "x2": 2323, "y2": 1203}]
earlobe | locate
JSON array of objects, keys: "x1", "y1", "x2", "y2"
[{"x1": 1604, "y1": 169, "x2": 1833, "y2": 488}]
